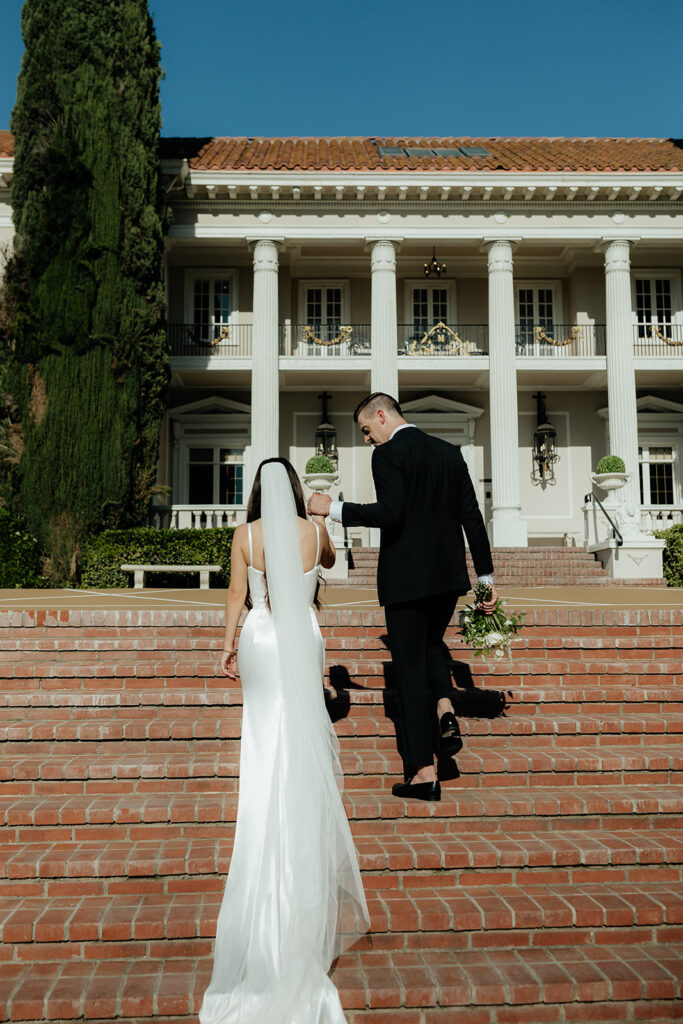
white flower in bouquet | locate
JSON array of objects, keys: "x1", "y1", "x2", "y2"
[
  {"x1": 460, "y1": 585, "x2": 526, "y2": 661},
  {"x1": 485, "y1": 632, "x2": 504, "y2": 647}
]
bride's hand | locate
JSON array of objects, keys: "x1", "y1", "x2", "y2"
[{"x1": 221, "y1": 649, "x2": 238, "y2": 678}]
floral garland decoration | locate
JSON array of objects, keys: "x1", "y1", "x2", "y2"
[
  {"x1": 534, "y1": 325, "x2": 582, "y2": 347},
  {"x1": 301, "y1": 325, "x2": 354, "y2": 347},
  {"x1": 648, "y1": 324, "x2": 683, "y2": 347}
]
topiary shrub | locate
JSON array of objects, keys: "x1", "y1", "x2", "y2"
[
  {"x1": 655, "y1": 523, "x2": 683, "y2": 588},
  {"x1": 596, "y1": 455, "x2": 626, "y2": 474},
  {"x1": 0, "y1": 508, "x2": 49, "y2": 587},
  {"x1": 305, "y1": 455, "x2": 336, "y2": 474},
  {"x1": 78, "y1": 528, "x2": 236, "y2": 588}
]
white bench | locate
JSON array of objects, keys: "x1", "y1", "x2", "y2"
[{"x1": 121, "y1": 564, "x2": 222, "y2": 590}]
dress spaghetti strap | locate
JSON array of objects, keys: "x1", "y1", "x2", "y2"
[
  {"x1": 313, "y1": 522, "x2": 320, "y2": 567},
  {"x1": 247, "y1": 523, "x2": 253, "y2": 567}
]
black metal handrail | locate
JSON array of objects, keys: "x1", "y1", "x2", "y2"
[{"x1": 584, "y1": 492, "x2": 623, "y2": 547}]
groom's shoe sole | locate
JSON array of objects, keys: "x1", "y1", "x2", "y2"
[{"x1": 391, "y1": 780, "x2": 441, "y2": 801}]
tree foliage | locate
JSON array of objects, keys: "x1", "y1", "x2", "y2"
[{"x1": 3, "y1": 0, "x2": 169, "y2": 580}]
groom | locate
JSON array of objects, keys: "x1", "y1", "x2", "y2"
[{"x1": 308, "y1": 392, "x2": 497, "y2": 801}]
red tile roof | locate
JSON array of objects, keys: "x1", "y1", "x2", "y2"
[
  {"x1": 0, "y1": 131, "x2": 14, "y2": 158},
  {"x1": 1, "y1": 132, "x2": 682, "y2": 171},
  {"x1": 159, "y1": 136, "x2": 683, "y2": 173}
]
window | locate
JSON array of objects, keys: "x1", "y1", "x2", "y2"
[
  {"x1": 639, "y1": 445, "x2": 675, "y2": 506},
  {"x1": 517, "y1": 286, "x2": 554, "y2": 347},
  {"x1": 188, "y1": 447, "x2": 244, "y2": 505},
  {"x1": 635, "y1": 278, "x2": 673, "y2": 339},
  {"x1": 411, "y1": 286, "x2": 449, "y2": 335},
  {"x1": 185, "y1": 273, "x2": 237, "y2": 343},
  {"x1": 305, "y1": 286, "x2": 342, "y2": 339}
]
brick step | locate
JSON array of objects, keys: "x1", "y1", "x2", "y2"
[
  {"x1": 5, "y1": 713, "x2": 683, "y2": 757},
  {"x1": 2, "y1": 881, "x2": 683, "y2": 955},
  {"x1": 3, "y1": 745, "x2": 681, "y2": 797},
  {"x1": 5, "y1": 829, "x2": 683, "y2": 893},
  {"x1": 4, "y1": 707, "x2": 683, "y2": 748},
  {"x1": 2, "y1": 786, "x2": 682, "y2": 840},
  {"x1": 1, "y1": 944, "x2": 682, "y2": 1022}
]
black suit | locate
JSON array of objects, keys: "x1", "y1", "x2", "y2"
[{"x1": 342, "y1": 426, "x2": 493, "y2": 776}]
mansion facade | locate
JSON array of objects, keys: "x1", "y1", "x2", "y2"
[{"x1": 1, "y1": 134, "x2": 683, "y2": 560}]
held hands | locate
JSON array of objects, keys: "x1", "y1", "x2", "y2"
[
  {"x1": 220, "y1": 649, "x2": 238, "y2": 679},
  {"x1": 307, "y1": 492, "x2": 332, "y2": 518}
]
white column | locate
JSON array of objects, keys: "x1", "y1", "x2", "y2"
[
  {"x1": 248, "y1": 239, "x2": 281, "y2": 488},
  {"x1": 602, "y1": 238, "x2": 640, "y2": 510},
  {"x1": 485, "y1": 239, "x2": 527, "y2": 547},
  {"x1": 367, "y1": 238, "x2": 401, "y2": 398}
]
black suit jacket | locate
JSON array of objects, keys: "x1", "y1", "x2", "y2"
[{"x1": 342, "y1": 427, "x2": 494, "y2": 606}]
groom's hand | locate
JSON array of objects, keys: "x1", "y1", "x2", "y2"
[
  {"x1": 307, "y1": 492, "x2": 332, "y2": 517},
  {"x1": 480, "y1": 586, "x2": 499, "y2": 615}
]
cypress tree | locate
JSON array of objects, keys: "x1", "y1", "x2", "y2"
[{"x1": 3, "y1": 0, "x2": 169, "y2": 580}]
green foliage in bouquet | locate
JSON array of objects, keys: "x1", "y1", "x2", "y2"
[
  {"x1": 460, "y1": 582, "x2": 526, "y2": 659},
  {"x1": 3, "y1": 0, "x2": 169, "y2": 583},
  {"x1": 79, "y1": 527, "x2": 235, "y2": 588},
  {"x1": 0, "y1": 508, "x2": 49, "y2": 587},
  {"x1": 596, "y1": 455, "x2": 626, "y2": 474},
  {"x1": 305, "y1": 455, "x2": 336, "y2": 474},
  {"x1": 654, "y1": 522, "x2": 683, "y2": 588}
]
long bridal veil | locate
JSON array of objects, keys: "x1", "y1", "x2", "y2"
[{"x1": 199, "y1": 461, "x2": 369, "y2": 1024}]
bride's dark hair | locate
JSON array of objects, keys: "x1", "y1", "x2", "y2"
[
  {"x1": 243, "y1": 457, "x2": 321, "y2": 610},
  {"x1": 247, "y1": 458, "x2": 307, "y2": 522}
]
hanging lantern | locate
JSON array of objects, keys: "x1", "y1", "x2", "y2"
[
  {"x1": 314, "y1": 391, "x2": 338, "y2": 464},
  {"x1": 532, "y1": 392, "x2": 559, "y2": 481}
]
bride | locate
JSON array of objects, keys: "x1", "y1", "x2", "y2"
[{"x1": 199, "y1": 458, "x2": 370, "y2": 1024}]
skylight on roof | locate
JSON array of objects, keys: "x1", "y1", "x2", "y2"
[
  {"x1": 375, "y1": 143, "x2": 489, "y2": 159},
  {"x1": 460, "y1": 146, "x2": 490, "y2": 157}
]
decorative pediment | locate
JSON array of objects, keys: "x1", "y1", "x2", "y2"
[
  {"x1": 169, "y1": 396, "x2": 251, "y2": 419},
  {"x1": 598, "y1": 395, "x2": 683, "y2": 421},
  {"x1": 402, "y1": 395, "x2": 484, "y2": 419}
]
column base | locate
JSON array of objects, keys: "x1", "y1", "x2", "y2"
[
  {"x1": 489, "y1": 517, "x2": 528, "y2": 548},
  {"x1": 588, "y1": 537, "x2": 665, "y2": 581}
]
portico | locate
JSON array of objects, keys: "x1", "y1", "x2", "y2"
[{"x1": 156, "y1": 136, "x2": 683, "y2": 569}]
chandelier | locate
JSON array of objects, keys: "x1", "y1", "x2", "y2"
[{"x1": 424, "y1": 248, "x2": 446, "y2": 278}]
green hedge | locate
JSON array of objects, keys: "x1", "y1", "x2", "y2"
[
  {"x1": 79, "y1": 528, "x2": 236, "y2": 588},
  {"x1": 655, "y1": 523, "x2": 683, "y2": 588},
  {"x1": 0, "y1": 508, "x2": 49, "y2": 588},
  {"x1": 596, "y1": 455, "x2": 626, "y2": 474}
]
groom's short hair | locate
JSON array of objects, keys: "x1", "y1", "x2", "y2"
[{"x1": 353, "y1": 392, "x2": 403, "y2": 423}]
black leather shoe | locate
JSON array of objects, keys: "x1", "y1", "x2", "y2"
[
  {"x1": 391, "y1": 779, "x2": 441, "y2": 801},
  {"x1": 440, "y1": 711, "x2": 462, "y2": 757}
]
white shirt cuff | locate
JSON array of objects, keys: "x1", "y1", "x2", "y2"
[
  {"x1": 477, "y1": 574, "x2": 494, "y2": 586},
  {"x1": 329, "y1": 500, "x2": 344, "y2": 523}
]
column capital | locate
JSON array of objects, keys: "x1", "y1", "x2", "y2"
[
  {"x1": 483, "y1": 237, "x2": 520, "y2": 273},
  {"x1": 247, "y1": 237, "x2": 284, "y2": 271},
  {"x1": 365, "y1": 237, "x2": 403, "y2": 258},
  {"x1": 599, "y1": 237, "x2": 639, "y2": 270}
]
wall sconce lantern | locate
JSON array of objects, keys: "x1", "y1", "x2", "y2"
[
  {"x1": 424, "y1": 248, "x2": 446, "y2": 278},
  {"x1": 532, "y1": 391, "x2": 559, "y2": 482},
  {"x1": 315, "y1": 391, "x2": 338, "y2": 464}
]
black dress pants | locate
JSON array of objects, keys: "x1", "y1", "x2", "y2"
[{"x1": 384, "y1": 590, "x2": 464, "y2": 778}]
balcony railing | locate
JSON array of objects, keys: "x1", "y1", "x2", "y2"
[
  {"x1": 149, "y1": 505, "x2": 247, "y2": 529},
  {"x1": 169, "y1": 324, "x2": 253, "y2": 357},
  {"x1": 279, "y1": 323, "x2": 371, "y2": 357},
  {"x1": 398, "y1": 323, "x2": 489, "y2": 356},
  {"x1": 633, "y1": 323, "x2": 683, "y2": 356},
  {"x1": 516, "y1": 324, "x2": 606, "y2": 357}
]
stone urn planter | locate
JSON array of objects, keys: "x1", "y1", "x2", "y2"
[
  {"x1": 591, "y1": 472, "x2": 630, "y2": 494},
  {"x1": 302, "y1": 471, "x2": 339, "y2": 493}
]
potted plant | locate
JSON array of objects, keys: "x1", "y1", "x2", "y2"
[
  {"x1": 302, "y1": 455, "x2": 339, "y2": 493},
  {"x1": 592, "y1": 455, "x2": 630, "y2": 493}
]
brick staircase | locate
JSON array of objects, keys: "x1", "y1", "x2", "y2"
[
  {"x1": 340, "y1": 546, "x2": 667, "y2": 587},
  {"x1": 1, "y1": 606, "x2": 683, "y2": 1023}
]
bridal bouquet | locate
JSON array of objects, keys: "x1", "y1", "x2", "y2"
[{"x1": 460, "y1": 582, "x2": 526, "y2": 660}]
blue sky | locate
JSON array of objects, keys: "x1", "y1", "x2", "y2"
[{"x1": 0, "y1": 0, "x2": 680, "y2": 139}]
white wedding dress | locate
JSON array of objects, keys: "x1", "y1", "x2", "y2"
[{"x1": 199, "y1": 464, "x2": 369, "y2": 1024}]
